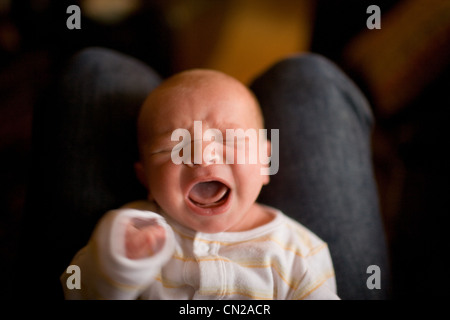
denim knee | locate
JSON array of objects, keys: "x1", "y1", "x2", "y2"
[{"x1": 251, "y1": 52, "x2": 374, "y2": 132}]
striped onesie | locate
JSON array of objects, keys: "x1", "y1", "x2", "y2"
[{"x1": 62, "y1": 201, "x2": 339, "y2": 300}]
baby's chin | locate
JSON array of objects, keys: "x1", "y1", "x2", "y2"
[{"x1": 175, "y1": 204, "x2": 263, "y2": 234}]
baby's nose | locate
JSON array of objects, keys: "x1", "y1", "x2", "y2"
[{"x1": 185, "y1": 140, "x2": 222, "y2": 167}]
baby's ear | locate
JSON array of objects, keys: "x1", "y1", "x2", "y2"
[
  {"x1": 135, "y1": 162, "x2": 154, "y2": 201},
  {"x1": 134, "y1": 161, "x2": 148, "y2": 188},
  {"x1": 261, "y1": 140, "x2": 271, "y2": 185}
]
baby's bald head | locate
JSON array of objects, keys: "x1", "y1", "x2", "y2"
[{"x1": 137, "y1": 69, "x2": 264, "y2": 157}]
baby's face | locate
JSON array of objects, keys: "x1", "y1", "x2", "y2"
[{"x1": 136, "y1": 70, "x2": 270, "y2": 233}]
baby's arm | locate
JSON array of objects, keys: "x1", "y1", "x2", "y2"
[
  {"x1": 61, "y1": 209, "x2": 175, "y2": 299},
  {"x1": 293, "y1": 270, "x2": 341, "y2": 300}
]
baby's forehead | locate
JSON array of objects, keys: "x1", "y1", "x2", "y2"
[
  {"x1": 149, "y1": 71, "x2": 257, "y2": 113},
  {"x1": 138, "y1": 69, "x2": 264, "y2": 142},
  {"x1": 157, "y1": 69, "x2": 250, "y2": 100},
  {"x1": 166, "y1": 69, "x2": 240, "y2": 86}
]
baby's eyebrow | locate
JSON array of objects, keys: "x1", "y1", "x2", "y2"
[
  {"x1": 155, "y1": 122, "x2": 253, "y2": 140},
  {"x1": 151, "y1": 126, "x2": 182, "y2": 141},
  {"x1": 215, "y1": 122, "x2": 243, "y2": 130},
  {"x1": 146, "y1": 131, "x2": 176, "y2": 150},
  {"x1": 152, "y1": 132, "x2": 176, "y2": 144},
  {"x1": 158, "y1": 130, "x2": 176, "y2": 138}
]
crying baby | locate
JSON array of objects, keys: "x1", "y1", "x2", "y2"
[{"x1": 61, "y1": 69, "x2": 339, "y2": 300}]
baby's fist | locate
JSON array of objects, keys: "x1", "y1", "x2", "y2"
[{"x1": 125, "y1": 219, "x2": 166, "y2": 259}]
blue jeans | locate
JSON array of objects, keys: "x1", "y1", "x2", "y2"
[
  {"x1": 251, "y1": 55, "x2": 390, "y2": 299},
  {"x1": 19, "y1": 47, "x2": 390, "y2": 299}
]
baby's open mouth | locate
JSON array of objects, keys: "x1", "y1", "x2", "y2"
[{"x1": 188, "y1": 181, "x2": 230, "y2": 208}]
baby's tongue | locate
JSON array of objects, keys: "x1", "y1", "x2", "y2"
[{"x1": 189, "y1": 181, "x2": 228, "y2": 206}]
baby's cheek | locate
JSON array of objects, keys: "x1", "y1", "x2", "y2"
[
  {"x1": 148, "y1": 161, "x2": 175, "y2": 190},
  {"x1": 150, "y1": 165, "x2": 185, "y2": 209},
  {"x1": 234, "y1": 164, "x2": 265, "y2": 195}
]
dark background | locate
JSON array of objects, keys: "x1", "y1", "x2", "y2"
[{"x1": 1, "y1": 0, "x2": 449, "y2": 299}]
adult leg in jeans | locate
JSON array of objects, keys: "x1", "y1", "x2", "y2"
[
  {"x1": 250, "y1": 54, "x2": 390, "y2": 299},
  {"x1": 16, "y1": 47, "x2": 162, "y2": 299}
]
